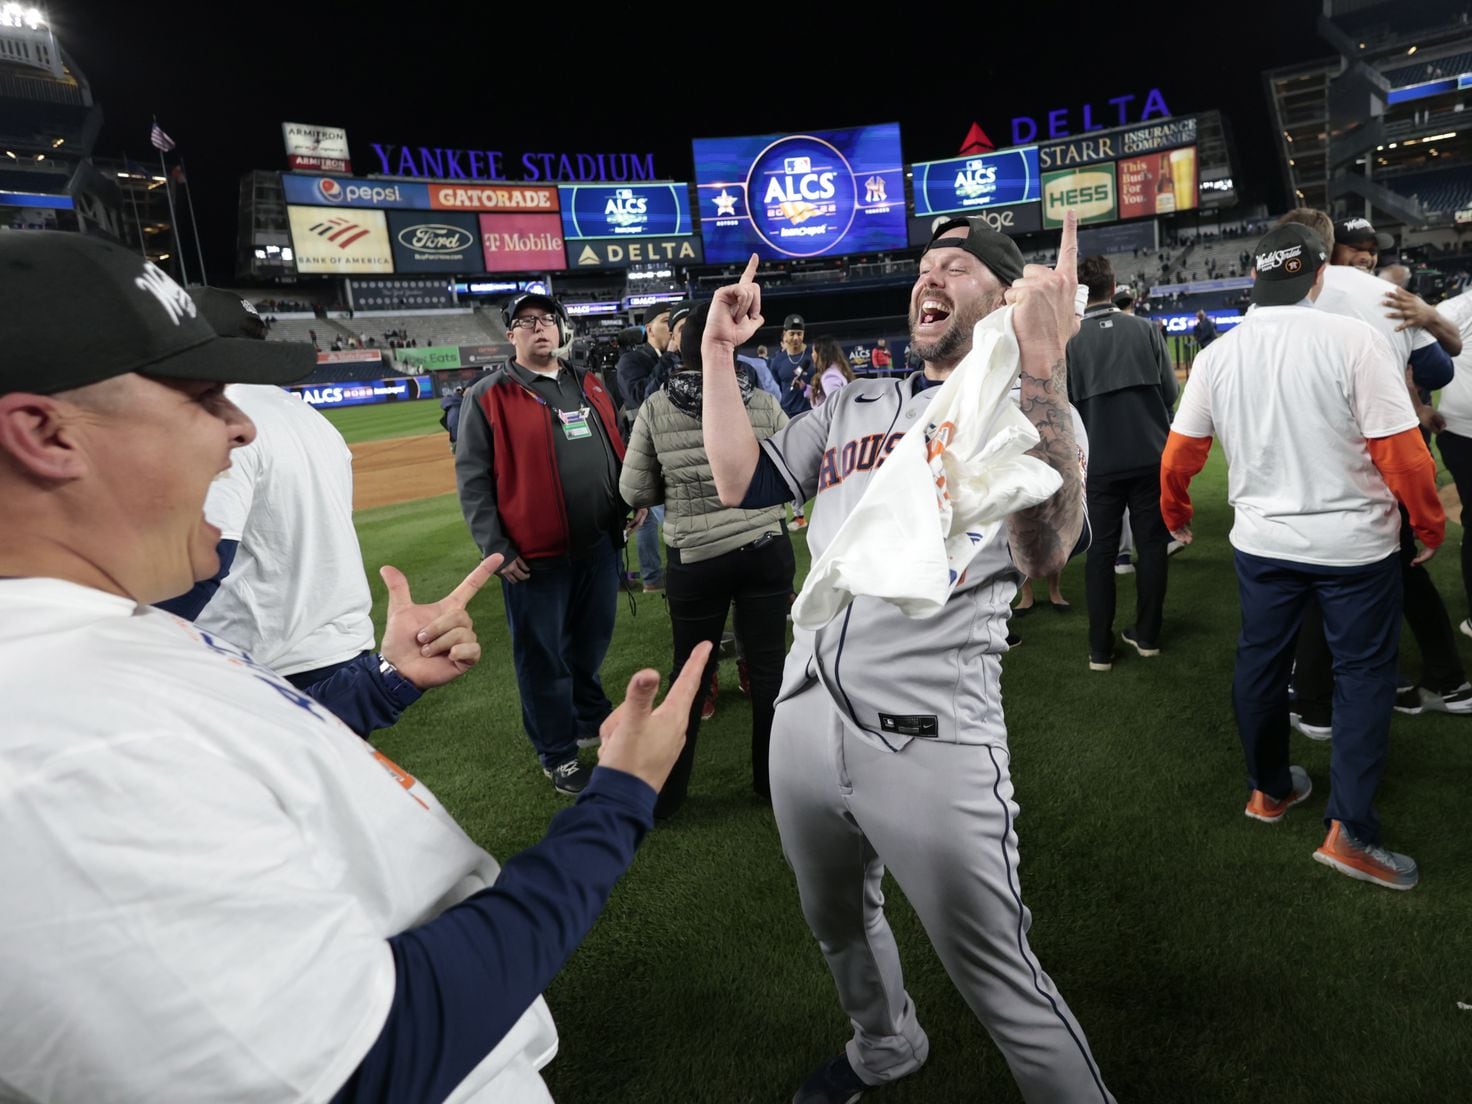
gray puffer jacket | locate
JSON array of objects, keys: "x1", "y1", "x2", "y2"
[{"x1": 619, "y1": 386, "x2": 788, "y2": 563}]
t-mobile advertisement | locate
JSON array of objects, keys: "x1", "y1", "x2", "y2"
[{"x1": 479, "y1": 213, "x2": 566, "y2": 272}]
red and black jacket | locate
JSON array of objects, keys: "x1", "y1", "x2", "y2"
[{"x1": 453, "y1": 363, "x2": 625, "y2": 561}]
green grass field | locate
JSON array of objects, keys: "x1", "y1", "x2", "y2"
[
  {"x1": 323, "y1": 398, "x2": 443, "y2": 444},
  {"x1": 337, "y1": 402, "x2": 1472, "y2": 1103}
]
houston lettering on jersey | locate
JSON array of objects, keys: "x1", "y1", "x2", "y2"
[{"x1": 817, "y1": 431, "x2": 905, "y2": 490}]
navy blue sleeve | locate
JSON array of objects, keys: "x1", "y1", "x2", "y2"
[
  {"x1": 154, "y1": 539, "x2": 239, "y2": 620},
  {"x1": 1410, "y1": 343, "x2": 1454, "y2": 392},
  {"x1": 739, "y1": 449, "x2": 794, "y2": 509},
  {"x1": 304, "y1": 653, "x2": 422, "y2": 739},
  {"x1": 330, "y1": 768, "x2": 656, "y2": 1104}
]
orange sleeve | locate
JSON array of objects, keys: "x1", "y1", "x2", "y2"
[
  {"x1": 1366, "y1": 427, "x2": 1446, "y2": 549},
  {"x1": 1159, "y1": 431, "x2": 1212, "y2": 532}
]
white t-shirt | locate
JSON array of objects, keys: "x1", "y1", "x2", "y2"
[
  {"x1": 0, "y1": 578, "x2": 557, "y2": 1103},
  {"x1": 197, "y1": 385, "x2": 375, "y2": 676},
  {"x1": 1315, "y1": 263, "x2": 1437, "y2": 365},
  {"x1": 1434, "y1": 289, "x2": 1472, "y2": 436},
  {"x1": 1171, "y1": 304, "x2": 1415, "y2": 566}
]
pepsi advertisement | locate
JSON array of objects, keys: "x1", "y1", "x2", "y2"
[
  {"x1": 692, "y1": 123, "x2": 906, "y2": 262},
  {"x1": 559, "y1": 182, "x2": 692, "y2": 239},
  {"x1": 281, "y1": 173, "x2": 430, "y2": 210},
  {"x1": 912, "y1": 147, "x2": 1041, "y2": 216}
]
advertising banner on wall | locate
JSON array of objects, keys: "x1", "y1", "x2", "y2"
[
  {"x1": 907, "y1": 203, "x2": 1042, "y2": 246},
  {"x1": 428, "y1": 183, "x2": 560, "y2": 212},
  {"x1": 479, "y1": 213, "x2": 566, "y2": 273},
  {"x1": 1040, "y1": 164, "x2": 1117, "y2": 229},
  {"x1": 392, "y1": 345, "x2": 464, "y2": 371},
  {"x1": 287, "y1": 375, "x2": 433, "y2": 408},
  {"x1": 282, "y1": 123, "x2": 352, "y2": 174},
  {"x1": 565, "y1": 235, "x2": 704, "y2": 268},
  {"x1": 1116, "y1": 147, "x2": 1197, "y2": 219},
  {"x1": 558, "y1": 182, "x2": 692, "y2": 239},
  {"x1": 386, "y1": 210, "x2": 482, "y2": 273},
  {"x1": 281, "y1": 173, "x2": 429, "y2": 209},
  {"x1": 287, "y1": 206, "x2": 394, "y2": 274},
  {"x1": 1037, "y1": 115, "x2": 1198, "y2": 171}
]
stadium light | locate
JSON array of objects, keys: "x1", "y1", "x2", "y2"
[
  {"x1": 0, "y1": 4, "x2": 45, "y2": 29},
  {"x1": 1407, "y1": 45, "x2": 1418, "y2": 56},
  {"x1": 50, "y1": 137, "x2": 62, "y2": 148}
]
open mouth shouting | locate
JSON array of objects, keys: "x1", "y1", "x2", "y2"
[{"x1": 914, "y1": 297, "x2": 953, "y2": 335}]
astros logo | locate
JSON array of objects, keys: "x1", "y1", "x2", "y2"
[
  {"x1": 317, "y1": 178, "x2": 345, "y2": 203},
  {"x1": 1285, "y1": 257, "x2": 1302, "y2": 274}
]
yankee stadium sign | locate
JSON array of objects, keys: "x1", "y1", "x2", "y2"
[{"x1": 369, "y1": 143, "x2": 658, "y2": 183}]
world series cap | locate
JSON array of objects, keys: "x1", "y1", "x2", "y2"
[
  {"x1": 0, "y1": 231, "x2": 314, "y2": 396},
  {"x1": 1250, "y1": 223, "x2": 1327, "y2": 307},
  {"x1": 1335, "y1": 217, "x2": 1395, "y2": 251},
  {"x1": 783, "y1": 313, "x2": 805, "y2": 331},
  {"x1": 923, "y1": 216, "x2": 1026, "y2": 286}
]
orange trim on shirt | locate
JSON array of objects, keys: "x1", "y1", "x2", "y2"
[
  {"x1": 1366, "y1": 428, "x2": 1446, "y2": 549},
  {"x1": 1160, "y1": 431, "x2": 1213, "y2": 532}
]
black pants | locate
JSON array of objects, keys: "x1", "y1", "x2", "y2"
[
  {"x1": 1084, "y1": 465, "x2": 1170, "y2": 656},
  {"x1": 656, "y1": 531, "x2": 796, "y2": 818},
  {"x1": 1436, "y1": 429, "x2": 1472, "y2": 620},
  {"x1": 1294, "y1": 507, "x2": 1465, "y2": 720}
]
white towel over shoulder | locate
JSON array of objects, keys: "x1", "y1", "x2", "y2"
[{"x1": 793, "y1": 307, "x2": 1061, "y2": 628}]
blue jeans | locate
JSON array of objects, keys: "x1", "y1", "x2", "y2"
[
  {"x1": 635, "y1": 505, "x2": 665, "y2": 586},
  {"x1": 1233, "y1": 550, "x2": 1401, "y2": 843},
  {"x1": 502, "y1": 538, "x2": 619, "y2": 770}
]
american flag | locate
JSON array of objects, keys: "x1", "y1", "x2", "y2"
[{"x1": 149, "y1": 122, "x2": 175, "y2": 152}]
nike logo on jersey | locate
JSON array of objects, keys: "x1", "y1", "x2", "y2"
[{"x1": 855, "y1": 394, "x2": 883, "y2": 403}]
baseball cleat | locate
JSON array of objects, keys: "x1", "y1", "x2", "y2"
[
  {"x1": 793, "y1": 1052, "x2": 870, "y2": 1104},
  {"x1": 1313, "y1": 820, "x2": 1418, "y2": 890},
  {"x1": 1244, "y1": 765, "x2": 1312, "y2": 823}
]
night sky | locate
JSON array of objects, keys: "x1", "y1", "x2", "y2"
[{"x1": 55, "y1": 0, "x2": 1327, "y2": 284}]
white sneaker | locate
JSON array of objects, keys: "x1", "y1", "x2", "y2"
[
  {"x1": 1460, "y1": 619, "x2": 1472, "y2": 641},
  {"x1": 1289, "y1": 712, "x2": 1332, "y2": 741},
  {"x1": 1421, "y1": 682, "x2": 1472, "y2": 714},
  {"x1": 1167, "y1": 539, "x2": 1186, "y2": 556},
  {"x1": 1114, "y1": 554, "x2": 1135, "y2": 576},
  {"x1": 576, "y1": 735, "x2": 602, "y2": 748}
]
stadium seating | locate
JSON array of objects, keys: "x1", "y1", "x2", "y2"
[
  {"x1": 1382, "y1": 165, "x2": 1472, "y2": 217},
  {"x1": 1380, "y1": 49, "x2": 1472, "y2": 87}
]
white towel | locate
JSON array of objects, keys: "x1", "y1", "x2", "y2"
[{"x1": 793, "y1": 307, "x2": 1061, "y2": 628}]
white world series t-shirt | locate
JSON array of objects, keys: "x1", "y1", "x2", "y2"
[
  {"x1": 196, "y1": 384, "x2": 375, "y2": 676},
  {"x1": 1171, "y1": 304, "x2": 1416, "y2": 566},
  {"x1": 1433, "y1": 289, "x2": 1472, "y2": 436},
  {"x1": 0, "y1": 578, "x2": 557, "y2": 1103},
  {"x1": 1315, "y1": 263, "x2": 1437, "y2": 364}
]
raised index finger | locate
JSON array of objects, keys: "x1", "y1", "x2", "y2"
[
  {"x1": 738, "y1": 252, "x2": 759, "y2": 284},
  {"x1": 444, "y1": 553, "x2": 502, "y2": 609},
  {"x1": 1055, "y1": 210, "x2": 1078, "y2": 274}
]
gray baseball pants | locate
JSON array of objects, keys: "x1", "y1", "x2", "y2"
[{"x1": 770, "y1": 681, "x2": 1115, "y2": 1103}]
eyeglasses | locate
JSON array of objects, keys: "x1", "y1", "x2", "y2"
[{"x1": 509, "y1": 315, "x2": 559, "y2": 331}]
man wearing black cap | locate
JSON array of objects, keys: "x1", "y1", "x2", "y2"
[
  {"x1": 1333, "y1": 215, "x2": 1395, "y2": 273},
  {"x1": 700, "y1": 217, "x2": 1115, "y2": 1103},
  {"x1": 0, "y1": 231, "x2": 713, "y2": 1102},
  {"x1": 456, "y1": 291, "x2": 640, "y2": 794},
  {"x1": 1160, "y1": 223, "x2": 1445, "y2": 891},
  {"x1": 768, "y1": 312, "x2": 814, "y2": 419}
]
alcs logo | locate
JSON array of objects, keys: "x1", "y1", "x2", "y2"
[
  {"x1": 748, "y1": 135, "x2": 857, "y2": 257},
  {"x1": 604, "y1": 187, "x2": 648, "y2": 229},
  {"x1": 954, "y1": 159, "x2": 999, "y2": 200}
]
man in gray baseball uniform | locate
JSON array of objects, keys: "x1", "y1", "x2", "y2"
[{"x1": 702, "y1": 215, "x2": 1114, "y2": 1104}]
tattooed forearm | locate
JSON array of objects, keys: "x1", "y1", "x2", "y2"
[{"x1": 1007, "y1": 356, "x2": 1084, "y2": 577}]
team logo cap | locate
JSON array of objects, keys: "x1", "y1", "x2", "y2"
[
  {"x1": 1250, "y1": 224, "x2": 1327, "y2": 307},
  {"x1": 922, "y1": 216, "x2": 1026, "y2": 286},
  {"x1": 0, "y1": 232, "x2": 313, "y2": 396},
  {"x1": 1334, "y1": 217, "x2": 1395, "y2": 251}
]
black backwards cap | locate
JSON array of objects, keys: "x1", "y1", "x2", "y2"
[
  {"x1": 923, "y1": 216, "x2": 1026, "y2": 286},
  {"x1": 1250, "y1": 223, "x2": 1327, "y2": 307},
  {"x1": 0, "y1": 231, "x2": 313, "y2": 396}
]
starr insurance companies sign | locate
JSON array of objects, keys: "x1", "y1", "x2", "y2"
[{"x1": 282, "y1": 122, "x2": 352, "y2": 174}]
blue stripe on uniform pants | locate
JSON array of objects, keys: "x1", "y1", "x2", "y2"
[
  {"x1": 501, "y1": 538, "x2": 619, "y2": 770},
  {"x1": 1232, "y1": 550, "x2": 1401, "y2": 844}
]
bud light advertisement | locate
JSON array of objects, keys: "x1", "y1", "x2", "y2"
[
  {"x1": 558, "y1": 182, "x2": 693, "y2": 239},
  {"x1": 692, "y1": 123, "x2": 906, "y2": 262},
  {"x1": 911, "y1": 147, "x2": 1041, "y2": 217}
]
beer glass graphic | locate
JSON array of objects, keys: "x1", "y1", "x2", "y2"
[{"x1": 1169, "y1": 148, "x2": 1197, "y2": 211}]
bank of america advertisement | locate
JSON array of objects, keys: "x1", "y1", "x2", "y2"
[
  {"x1": 911, "y1": 147, "x2": 1041, "y2": 216},
  {"x1": 287, "y1": 205, "x2": 393, "y2": 273},
  {"x1": 692, "y1": 123, "x2": 906, "y2": 262}
]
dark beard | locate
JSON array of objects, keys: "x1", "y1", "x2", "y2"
[{"x1": 908, "y1": 292, "x2": 1002, "y2": 364}]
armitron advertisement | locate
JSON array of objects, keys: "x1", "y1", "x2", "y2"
[
  {"x1": 287, "y1": 205, "x2": 393, "y2": 274},
  {"x1": 282, "y1": 122, "x2": 351, "y2": 174},
  {"x1": 1041, "y1": 165, "x2": 1117, "y2": 228}
]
